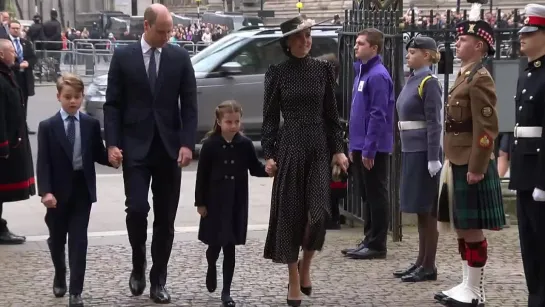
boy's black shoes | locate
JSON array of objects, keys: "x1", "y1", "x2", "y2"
[
  {"x1": 206, "y1": 264, "x2": 217, "y2": 293},
  {"x1": 52, "y1": 272, "x2": 67, "y2": 297},
  {"x1": 69, "y1": 294, "x2": 84, "y2": 307},
  {"x1": 150, "y1": 285, "x2": 171, "y2": 304},
  {"x1": 129, "y1": 268, "x2": 146, "y2": 296}
]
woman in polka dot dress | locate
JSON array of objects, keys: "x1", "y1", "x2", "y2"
[{"x1": 260, "y1": 16, "x2": 349, "y2": 306}]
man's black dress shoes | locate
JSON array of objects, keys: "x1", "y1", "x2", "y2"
[
  {"x1": 340, "y1": 241, "x2": 366, "y2": 255},
  {"x1": 393, "y1": 263, "x2": 418, "y2": 278},
  {"x1": 346, "y1": 247, "x2": 387, "y2": 259},
  {"x1": 150, "y1": 285, "x2": 171, "y2": 304},
  {"x1": 129, "y1": 269, "x2": 146, "y2": 296},
  {"x1": 53, "y1": 272, "x2": 67, "y2": 297},
  {"x1": 0, "y1": 230, "x2": 25, "y2": 245},
  {"x1": 434, "y1": 292, "x2": 448, "y2": 301},
  {"x1": 401, "y1": 266, "x2": 437, "y2": 282},
  {"x1": 69, "y1": 294, "x2": 84, "y2": 307}
]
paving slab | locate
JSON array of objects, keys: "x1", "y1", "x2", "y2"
[{"x1": 0, "y1": 227, "x2": 528, "y2": 307}]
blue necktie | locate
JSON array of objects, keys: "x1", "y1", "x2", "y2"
[
  {"x1": 67, "y1": 116, "x2": 76, "y2": 150},
  {"x1": 148, "y1": 48, "x2": 157, "y2": 93},
  {"x1": 14, "y1": 38, "x2": 23, "y2": 61}
]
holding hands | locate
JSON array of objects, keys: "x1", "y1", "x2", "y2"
[
  {"x1": 265, "y1": 159, "x2": 277, "y2": 177},
  {"x1": 108, "y1": 146, "x2": 123, "y2": 168}
]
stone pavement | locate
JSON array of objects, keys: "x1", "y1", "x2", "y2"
[
  {"x1": 0, "y1": 226, "x2": 528, "y2": 307},
  {"x1": 1, "y1": 172, "x2": 270, "y2": 237}
]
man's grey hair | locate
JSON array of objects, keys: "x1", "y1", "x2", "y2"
[{"x1": 0, "y1": 39, "x2": 13, "y2": 51}]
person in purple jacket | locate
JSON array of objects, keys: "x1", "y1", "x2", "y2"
[{"x1": 341, "y1": 28, "x2": 395, "y2": 260}]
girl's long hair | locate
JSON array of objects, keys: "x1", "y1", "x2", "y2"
[{"x1": 201, "y1": 100, "x2": 243, "y2": 142}]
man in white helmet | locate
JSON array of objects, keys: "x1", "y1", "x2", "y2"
[{"x1": 509, "y1": 4, "x2": 545, "y2": 307}]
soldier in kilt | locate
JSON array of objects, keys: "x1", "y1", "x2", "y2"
[
  {"x1": 434, "y1": 3, "x2": 505, "y2": 307},
  {"x1": 509, "y1": 4, "x2": 545, "y2": 306},
  {"x1": 0, "y1": 39, "x2": 35, "y2": 245}
]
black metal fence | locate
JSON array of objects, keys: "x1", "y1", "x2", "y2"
[{"x1": 338, "y1": 6, "x2": 523, "y2": 242}]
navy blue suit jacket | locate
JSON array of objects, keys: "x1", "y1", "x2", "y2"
[
  {"x1": 103, "y1": 41, "x2": 198, "y2": 161},
  {"x1": 36, "y1": 112, "x2": 110, "y2": 204}
]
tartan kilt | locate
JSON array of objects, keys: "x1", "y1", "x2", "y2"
[{"x1": 451, "y1": 160, "x2": 505, "y2": 230}]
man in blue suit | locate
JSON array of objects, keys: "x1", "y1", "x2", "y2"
[
  {"x1": 103, "y1": 3, "x2": 198, "y2": 304},
  {"x1": 37, "y1": 73, "x2": 113, "y2": 307}
]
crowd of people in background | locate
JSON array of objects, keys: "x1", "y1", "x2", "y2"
[{"x1": 404, "y1": 7, "x2": 526, "y2": 29}]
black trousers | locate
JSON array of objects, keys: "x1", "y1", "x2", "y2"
[
  {"x1": 352, "y1": 151, "x2": 389, "y2": 251},
  {"x1": 517, "y1": 190, "x2": 545, "y2": 307},
  {"x1": 123, "y1": 133, "x2": 181, "y2": 287},
  {"x1": 45, "y1": 171, "x2": 91, "y2": 295}
]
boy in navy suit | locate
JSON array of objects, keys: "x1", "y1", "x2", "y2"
[{"x1": 37, "y1": 73, "x2": 117, "y2": 307}]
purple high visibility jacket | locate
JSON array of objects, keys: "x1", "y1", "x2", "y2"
[{"x1": 349, "y1": 56, "x2": 395, "y2": 159}]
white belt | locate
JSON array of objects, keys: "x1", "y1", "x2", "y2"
[
  {"x1": 514, "y1": 126, "x2": 542, "y2": 138},
  {"x1": 398, "y1": 121, "x2": 426, "y2": 131}
]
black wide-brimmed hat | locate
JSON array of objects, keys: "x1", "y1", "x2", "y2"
[
  {"x1": 455, "y1": 2, "x2": 495, "y2": 56},
  {"x1": 259, "y1": 15, "x2": 328, "y2": 47},
  {"x1": 519, "y1": 4, "x2": 545, "y2": 33}
]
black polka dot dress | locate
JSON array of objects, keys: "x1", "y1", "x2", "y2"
[{"x1": 261, "y1": 56, "x2": 344, "y2": 264}]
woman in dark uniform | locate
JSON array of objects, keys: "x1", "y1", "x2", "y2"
[
  {"x1": 0, "y1": 39, "x2": 35, "y2": 244},
  {"x1": 392, "y1": 36, "x2": 442, "y2": 282},
  {"x1": 260, "y1": 17, "x2": 349, "y2": 306}
]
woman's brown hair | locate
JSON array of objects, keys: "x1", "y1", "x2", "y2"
[{"x1": 202, "y1": 100, "x2": 243, "y2": 141}]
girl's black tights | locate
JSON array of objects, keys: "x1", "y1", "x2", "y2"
[{"x1": 206, "y1": 244, "x2": 236, "y2": 297}]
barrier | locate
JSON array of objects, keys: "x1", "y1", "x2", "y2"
[{"x1": 32, "y1": 39, "x2": 213, "y2": 80}]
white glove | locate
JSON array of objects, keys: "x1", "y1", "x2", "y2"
[
  {"x1": 532, "y1": 188, "x2": 545, "y2": 202},
  {"x1": 428, "y1": 160, "x2": 442, "y2": 177}
]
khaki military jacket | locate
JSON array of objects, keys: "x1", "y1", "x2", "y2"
[{"x1": 444, "y1": 63, "x2": 499, "y2": 174}]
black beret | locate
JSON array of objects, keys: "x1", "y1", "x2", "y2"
[{"x1": 406, "y1": 36, "x2": 438, "y2": 51}]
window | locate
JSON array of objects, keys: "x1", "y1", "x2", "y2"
[
  {"x1": 195, "y1": 35, "x2": 339, "y2": 75},
  {"x1": 191, "y1": 35, "x2": 249, "y2": 72},
  {"x1": 310, "y1": 37, "x2": 338, "y2": 57},
  {"x1": 218, "y1": 38, "x2": 288, "y2": 75}
]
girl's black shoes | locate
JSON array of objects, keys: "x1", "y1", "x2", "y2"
[
  {"x1": 286, "y1": 285, "x2": 302, "y2": 307},
  {"x1": 221, "y1": 293, "x2": 236, "y2": 307},
  {"x1": 206, "y1": 263, "x2": 217, "y2": 293},
  {"x1": 297, "y1": 260, "x2": 313, "y2": 296}
]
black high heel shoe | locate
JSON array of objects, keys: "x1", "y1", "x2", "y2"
[
  {"x1": 286, "y1": 285, "x2": 302, "y2": 307},
  {"x1": 297, "y1": 260, "x2": 312, "y2": 296}
]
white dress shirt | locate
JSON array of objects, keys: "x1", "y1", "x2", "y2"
[{"x1": 141, "y1": 35, "x2": 161, "y2": 76}]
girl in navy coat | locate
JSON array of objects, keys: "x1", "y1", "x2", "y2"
[
  {"x1": 195, "y1": 100, "x2": 272, "y2": 307},
  {"x1": 393, "y1": 36, "x2": 443, "y2": 283}
]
